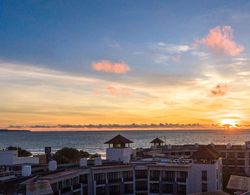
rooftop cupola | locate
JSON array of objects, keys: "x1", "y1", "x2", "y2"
[
  {"x1": 105, "y1": 134, "x2": 134, "y2": 163},
  {"x1": 150, "y1": 137, "x2": 164, "y2": 147},
  {"x1": 105, "y1": 134, "x2": 133, "y2": 148}
]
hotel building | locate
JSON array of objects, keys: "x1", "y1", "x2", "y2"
[{"x1": 3, "y1": 134, "x2": 222, "y2": 195}]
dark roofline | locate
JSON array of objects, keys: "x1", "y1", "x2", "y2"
[
  {"x1": 150, "y1": 137, "x2": 164, "y2": 144},
  {"x1": 191, "y1": 145, "x2": 220, "y2": 160},
  {"x1": 105, "y1": 134, "x2": 133, "y2": 144}
]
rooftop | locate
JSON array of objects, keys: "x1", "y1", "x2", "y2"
[
  {"x1": 150, "y1": 137, "x2": 164, "y2": 144},
  {"x1": 227, "y1": 175, "x2": 250, "y2": 191},
  {"x1": 104, "y1": 134, "x2": 133, "y2": 144},
  {"x1": 191, "y1": 145, "x2": 220, "y2": 160}
]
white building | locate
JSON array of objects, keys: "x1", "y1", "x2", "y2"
[
  {"x1": 20, "y1": 135, "x2": 223, "y2": 195},
  {"x1": 0, "y1": 150, "x2": 39, "y2": 166},
  {"x1": 105, "y1": 134, "x2": 134, "y2": 163}
]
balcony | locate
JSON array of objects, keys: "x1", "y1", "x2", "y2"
[
  {"x1": 95, "y1": 179, "x2": 106, "y2": 185},
  {"x1": 177, "y1": 177, "x2": 187, "y2": 183},
  {"x1": 108, "y1": 178, "x2": 121, "y2": 183},
  {"x1": 162, "y1": 177, "x2": 175, "y2": 182},
  {"x1": 123, "y1": 176, "x2": 133, "y2": 182}
]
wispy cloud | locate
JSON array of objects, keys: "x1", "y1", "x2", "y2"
[
  {"x1": 92, "y1": 60, "x2": 130, "y2": 74},
  {"x1": 196, "y1": 26, "x2": 244, "y2": 57},
  {"x1": 156, "y1": 42, "x2": 192, "y2": 54},
  {"x1": 210, "y1": 83, "x2": 229, "y2": 97},
  {"x1": 106, "y1": 85, "x2": 132, "y2": 96}
]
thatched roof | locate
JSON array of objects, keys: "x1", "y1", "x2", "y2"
[
  {"x1": 104, "y1": 134, "x2": 133, "y2": 144},
  {"x1": 150, "y1": 137, "x2": 164, "y2": 144}
]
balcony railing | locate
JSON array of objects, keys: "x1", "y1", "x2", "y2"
[
  {"x1": 162, "y1": 177, "x2": 175, "y2": 182},
  {"x1": 108, "y1": 178, "x2": 121, "y2": 183},
  {"x1": 123, "y1": 177, "x2": 133, "y2": 182},
  {"x1": 177, "y1": 177, "x2": 187, "y2": 182}
]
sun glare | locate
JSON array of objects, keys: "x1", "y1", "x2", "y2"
[{"x1": 220, "y1": 119, "x2": 238, "y2": 128}]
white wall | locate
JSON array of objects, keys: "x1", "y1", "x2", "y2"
[
  {"x1": 106, "y1": 147, "x2": 133, "y2": 163},
  {"x1": 0, "y1": 150, "x2": 18, "y2": 165},
  {"x1": 0, "y1": 150, "x2": 39, "y2": 165},
  {"x1": 187, "y1": 160, "x2": 222, "y2": 194}
]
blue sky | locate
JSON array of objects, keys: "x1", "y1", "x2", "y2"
[{"x1": 1, "y1": 0, "x2": 250, "y2": 127}]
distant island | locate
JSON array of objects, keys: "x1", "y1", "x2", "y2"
[{"x1": 0, "y1": 129, "x2": 31, "y2": 132}]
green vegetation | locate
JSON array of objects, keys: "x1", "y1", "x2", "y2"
[
  {"x1": 53, "y1": 147, "x2": 91, "y2": 164},
  {"x1": 6, "y1": 146, "x2": 32, "y2": 157}
]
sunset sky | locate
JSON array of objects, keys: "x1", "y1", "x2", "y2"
[{"x1": 1, "y1": 1, "x2": 250, "y2": 127}]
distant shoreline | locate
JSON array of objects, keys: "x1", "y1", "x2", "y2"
[
  {"x1": 1, "y1": 127, "x2": 248, "y2": 132},
  {"x1": 0, "y1": 129, "x2": 31, "y2": 132}
]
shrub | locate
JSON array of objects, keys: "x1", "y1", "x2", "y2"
[
  {"x1": 6, "y1": 146, "x2": 32, "y2": 157},
  {"x1": 53, "y1": 147, "x2": 90, "y2": 164}
]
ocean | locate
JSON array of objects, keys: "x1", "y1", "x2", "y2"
[{"x1": 1, "y1": 129, "x2": 250, "y2": 156}]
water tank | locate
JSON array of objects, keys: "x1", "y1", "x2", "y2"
[
  {"x1": 80, "y1": 158, "x2": 87, "y2": 167},
  {"x1": 226, "y1": 143, "x2": 232, "y2": 149},
  {"x1": 94, "y1": 157, "x2": 102, "y2": 166},
  {"x1": 123, "y1": 155, "x2": 130, "y2": 163},
  {"x1": 245, "y1": 141, "x2": 250, "y2": 149},
  {"x1": 48, "y1": 160, "x2": 57, "y2": 171},
  {"x1": 21, "y1": 165, "x2": 31, "y2": 177}
]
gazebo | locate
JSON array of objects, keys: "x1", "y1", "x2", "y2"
[
  {"x1": 150, "y1": 137, "x2": 164, "y2": 147},
  {"x1": 105, "y1": 134, "x2": 133, "y2": 148}
]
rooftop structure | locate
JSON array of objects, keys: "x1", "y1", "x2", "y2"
[
  {"x1": 0, "y1": 150, "x2": 39, "y2": 166},
  {"x1": 227, "y1": 175, "x2": 250, "y2": 193},
  {"x1": 105, "y1": 134, "x2": 134, "y2": 163},
  {"x1": 150, "y1": 137, "x2": 164, "y2": 147},
  {"x1": 105, "y1": 134, "x2": 133, "y2": 148},
  {"x1": 192, "y1": 145, "x2": 220, "y2": 162}
]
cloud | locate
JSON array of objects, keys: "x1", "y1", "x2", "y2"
[
  {"x1": 155, "y1": 43, "x2": 192, "y2": 54},
  {"x1": 210, "y1": 83, "x2": 229, "y2": 97},
  {"x1": 92, "y1": 60, "x2": 130, "y2": 74},
  {"x1": 106, "y1": 85, "x2": 132, "y2": 96},
  {"x1": 197, "y1": 26, "x2": 244, "y2": 57}
]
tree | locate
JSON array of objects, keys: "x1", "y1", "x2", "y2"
[
  {"x1": 53, "y1": 147, "x2": 90, "y2": 164},
  {"x1": 6, "y1": 146, "x2": 32, "y2": 157}
]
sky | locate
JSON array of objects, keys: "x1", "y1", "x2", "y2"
[{"x1": 1, "y1": 0, "x2": 250, "y2": 127}]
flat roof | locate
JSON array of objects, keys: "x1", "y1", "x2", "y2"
[
  {"x1": 40, "y1": 169, "x2": 88, "y2": 182},
  {"x1": 227, "y1": 175, "x2": 250, "y2": 191}
]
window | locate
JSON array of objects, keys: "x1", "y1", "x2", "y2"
[
  {"x1": 162, "y1": 171, "x2": 175, "y2": 182},
  {"x1": 94, "y1": 173, "x2": 106, "y2": 185},
  {"x1": 109, "y1": 185, "x2": 120, "y2": 194},
  {"x1": 202, "y1": 183, "x2": 207, "y2": 192},
  {"x1": 96, "y1": 186, "x2": 105, "y2": 195},
  {"x1": 237, "y1": 160, "x2": 245, "y2": 166},
  {"x1": 123, "y1": 171, "x2": 133, "y2": 181},
  {"x1": 124, "y1": 184, "x2": 133, "y2": 194},
  {"x1": 80, "y1": 174, "x2": 88, "y2": 184},
  {"x1": 162, "y1": 184, "x2": 173, "y2": 194},
  {"x1": 136, "y1": 181, "x2": 148, "y2": 191},
  {"x1": 228, "y1": 152, "x2": 235, "y2": 158},
  {"x1": 72, "y1": 176, "x2": 79, "y2": 185},
  {"x1": 107, "y1": 172, "x2": 121, "y2": 183},
  {"x1": 135, "y1": 170, "x2": 147, "y2": 179},
  {"x1": 201, "y1": 170, "x2": 207, "y2": 181},
  {"x1": 177, "y1": 184, "x2": 186, "y2": 195},
  {"x1": 237, "y1": 152, "x2": 245, "y2": 158},
  {"x1": 150, "y1": 183, "x2": 159, "y2": 193},
  {"x1": 150, "y1": 170, "x2": 160, "y2": 181},
  {"x1": 177, "y1": 171, "x2": 188, "y2": 182}
]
